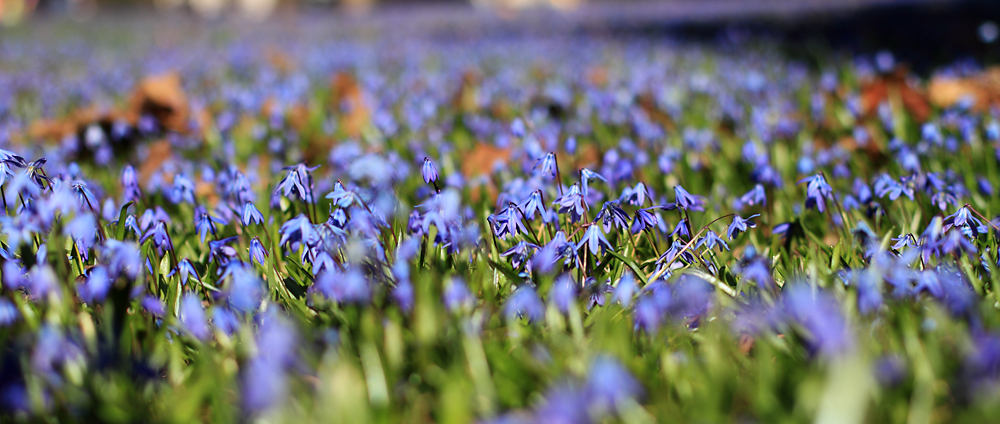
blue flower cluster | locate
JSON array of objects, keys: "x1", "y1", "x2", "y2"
[{"x1": 0, "y1": 17, "x2": 998, "y2": 422}]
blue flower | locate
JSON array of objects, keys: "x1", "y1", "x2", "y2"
[
  {"x1": 630, "y1": 207, "x2": 659, "y2": 235},
  {"x1": 64, "y1": 214, "x2": 98, "y2": 252},
  {"x1": 140, "y1": 220, "x2": 173, "y2": 251},
  {"x1": 633, "y1": 297, "x2": 662, "y2": 333},
  {"x1": 194, "y1": 206, "x2": 226, "y2": 243},
  {"x1": 421, "y1": 157, "x2": 438, "y2": 184},
  {"x1": 510, "y1": 118, "x2": 526, "y2": 137},
  {"x1": 943, "y1": 206, "x2": 986, "y2": 238},
  {"x1": 212, "y1": 308, "x2": 240, "y2": 336},
  {"x1": 580, "y1": 168, "x2": 606, "y2": 196},
  {"x1": 535, "y1": 385, "x2": 591, "y2": 424},
  {"x1": 577, "y1": 224, "x2": 612, "y2": 255},
  {"x1": 275, "y1": 163, "x2": 319, "y2": 204},
  {"x1": 533, "y1": 231, "x2": 576, "y2": 274},
  {"x1": 892, "y1": 233, "x2": 918, "y2": 250},
  {"x1": 121, "y1": 164, "x2": 142, "y2": 203},
  {"x1": 658, "y1": 239, "x2": 695, "y2": 268},
  {"x1": 101, "y1": 240, "x2": 142, "y2": 280},
  {"x1": 208, "y1": 236, "x2": 240, "y2": 266},
  {"x1": 249, "y1": 237, "x2": 268, "y2": 266},
  {"x1": 70, "y1": 180, "x2": 98, "y2": 210},
  {"x1": 32, "y1": 325, "x2": 83, "y2": 385},
  {"x1": 533, "y1": 152, "x2": 556, "y2": 178},
  {"x1": 977, "y1": 177, "x2": 993, "y2": 197},
  {"x1": 519, "y1": 190, "x2": 546, "y2": 221},
  {"x1": 673, "y1": 185, "x2": 705, "y2": 211},
  {"x1": 325, "y1": 181, "x2": 363, "y2": 208},
  {"x1": 619, "y1": 182, "x2": 648, "y2": 206},
  {"x1": 736, "y1": 255, "x2": 773, "y2": 290},
  {"x1": 799, "y1": 174, "x2": 833, "y2": 212},
  {"x1": 552, "y1": 183, "x2": 588, "y2": 223},
  {"x1": 595, "y1": 201, "x2": 630, "y2": 233},
  {"x1": 736, "y1": 184, "x2": 766, "y2": 209},
  {"x1": 490, "y1": 202, "x2": 529, "y2": 240},
  {"x1": 168, "y1": 258, "x2": 200, "y2": 285},
  {"x1": 501, "y1": 241, "x2": 538, "y2": 270},
  {"x1": 279, "y1": 214, "x2": 318, "y2": 250},
  {"x1": 696, "y1": 230, "x2": 729, "y2": 252},
  {"x1": 241, "y1": 201, "x2": 264, "y2": 227},
  {"x1": 727, "y1": 214, "x2": 759, "y2": 240},
  {"x1": 669, "y1": 218, "x2": 691, "y2": 239},
  {"x1": 24, "y1": 158, "x2": 49, "y2": 188}
]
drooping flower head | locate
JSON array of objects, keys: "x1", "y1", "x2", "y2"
[
  {"x1": 421, "y1": 157, "x2": 438, "y2": 184},
  {"x1": 799, "y1": 174, "x2": 833, "y2": 213},
  {"x1": 275, "y1": 163, "x2": 319, "y2": 204},
  {"x1": 673, "y1": 185, "x2": 705, "y2": 211}
]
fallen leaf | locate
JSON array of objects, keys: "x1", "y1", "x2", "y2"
[
  {"x1": 452, "y1": 69, "x2": 482, "y2": 114},
  {"x1": 195, "y1": 180, "x2": 219, "y2": 208},
  {"x1": 860, "y1": 66, "x2": 930, "y2": 122},
  {"x1": 585, "y1": 65, "x2": 608, "y2": 87},
  {"x1": 738, "y1": 335, "x2": 754, "y2": 355},
  {"x1": 330, "y1": 71, "x2": 370, "y2": 138},
  {"x1": 139, "y1": 139, "x2": 172, "y2": 185},
  {"x1": 928, "y1": 67, "x2": 1000, "y2": 110},
  {"x1": 462, "y1": 143, "x2": 511, "y2": 178},
  {"x1": 265, "y1": 46, "x2": 295, "y2": 74},
  {"x1": 128, "y1": 72, "x2": 190, "y2": 133}
]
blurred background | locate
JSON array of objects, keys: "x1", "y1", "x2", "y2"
[{"x1": 2, "y1": 0, "x2": 1000, "y2": 70}]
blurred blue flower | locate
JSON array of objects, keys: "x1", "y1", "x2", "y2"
[
  {"x1": 504, "y1": 285, "x2": 544, "y2": 323},
  {"x1": 243, "y1": 311, "x2": 297, "y2": 414},
  {"x1": 550, "y1": 275, "x2": 578, "y2": 314},
  {"x1": 443, "y1": 277, "x2": 474, "y2": 313},
  {"x1": 141, "y1": 296, "x2": 166, "y2": 317},
  {"x1": 585, "y1": 356, "x2": 643, "y2": 414},
  {"x1": 78, "y1": 266, "x2": 111, "y2": 304},
  {"x1": 315, "y1": 268, "x2": 370, "y2": 304},
  {"x1": 0, "y1": 299, "x2": 19, "y2": 327},
  {"x1": 391, "y1": 280, "x2": 414, "y2": 313},
  {"x1": 778, "y1": 285, "x2": 852, "y2": 356},
  {"x1": 180, "y1": 294, "x2": 211, "y2": 341}
]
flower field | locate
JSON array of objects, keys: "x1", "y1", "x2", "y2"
[{"x1": 0, "y1": 16, "x2": 999, "y2": 423}]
